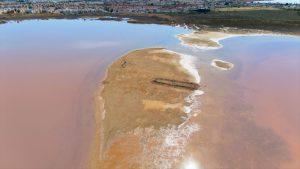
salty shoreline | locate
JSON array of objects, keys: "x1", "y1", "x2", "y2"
[
  {"x1": 176, "y1": 30, "x2": 298, "y2": 50},
  {"x1": 90, "y1": 48, "x2": 202, "y2": 168}
]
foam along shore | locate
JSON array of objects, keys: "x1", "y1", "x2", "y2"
[
  {"x1": 93, "y1": 48, "x2": 202, "y2": 168},
  {"x1": 176, "y1": 30, "x2": 290, "y2": 50},
  {"x1": 211, "y1": 59, "x2": 234, "y2": 70}
]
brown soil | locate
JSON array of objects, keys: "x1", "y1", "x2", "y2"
[{"x1": 90, "y1": 48, "x2": 196, "y2": 168}]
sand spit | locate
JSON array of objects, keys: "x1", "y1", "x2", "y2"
[
  {"x1": 211, "y1": 59, "x2": 234, "y2": 70},
  {"x1": 176, "y1": 30, "x2": 292, "y2": 50},
  {"x1": 91, "y1": 48, "x2": 202, "y2": 169},
  {"x1": 177, "y1": 31, "x2": 236, "y2": 50}
]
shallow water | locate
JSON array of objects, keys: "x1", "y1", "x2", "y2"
[
  {"x1": 233, "y1": 37, "x2": 300, "y2": 169},
  {"x1": 183, "y1": 35, "x2": 300, "y2": 169},
  {"x1": 1, "y1": 19, "x2": 299, "y2": 169}
]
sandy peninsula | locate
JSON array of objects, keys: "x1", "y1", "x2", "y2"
[
  {"x1": 176, "y1": 29, "x2": 282, "y2": 50},
  {"x1": 176, "y1": 31, "x2": 236, "y2": 49},
  {"x1": 89, "y1": 48, "x2": 202, "y2": 169}
]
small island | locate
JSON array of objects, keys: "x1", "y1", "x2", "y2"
[
  {"x1": 91, "y1": 48, "x2": 201, "y2": 168},
  {"x1": 211, "y1": 59, "x2": 234, "y2": 70}
]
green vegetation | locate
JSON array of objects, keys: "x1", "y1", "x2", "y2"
[
  {"x1": 297, "y1": 9, "x2": 300, "y2": 16},
  {"x1": 1, "y1": 8, "x2": 299, "y2": 34},
  {"x1": 0, "y1": 20, "x2": 6, "y2": 24},
  {"x1": 125, "y1": 8, "x2": 300, "y2": 34},
  {"x1": 172, "y1": 9, "x2": 300, "y2": 33}
]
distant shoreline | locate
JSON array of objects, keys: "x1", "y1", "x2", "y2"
[{"x1": 1, "y1": 8, "x2": 300, "y2": 35}]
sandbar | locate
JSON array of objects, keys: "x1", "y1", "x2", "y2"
[
  {"x1": 176, "y1": 29, "x2": 289, "y2": 50},
  {"x1": 90, "y1": 48, "x2": 201, "y2": 168},
  {"x1": 176, "y1": 31, "x2": 237, "y2": 49}
]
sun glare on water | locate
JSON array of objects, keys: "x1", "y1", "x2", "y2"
[{"x1": 183, "y1": 159, "x2": 200, "y2": 169}]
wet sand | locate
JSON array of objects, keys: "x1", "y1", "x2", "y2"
[{"x1": 91, "y1": 48, "x2": 202, "y2": 168}]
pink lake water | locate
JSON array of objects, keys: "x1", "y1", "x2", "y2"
[
  {"x1": 0, "y1": 19, "x2": 186, "y2": 169},
  {"x1": 181, "y1": 36, "x2": 300, "y2": 169},
  {"x1": 1, "y1": 19, "x2": 299, "y2": 169}
]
